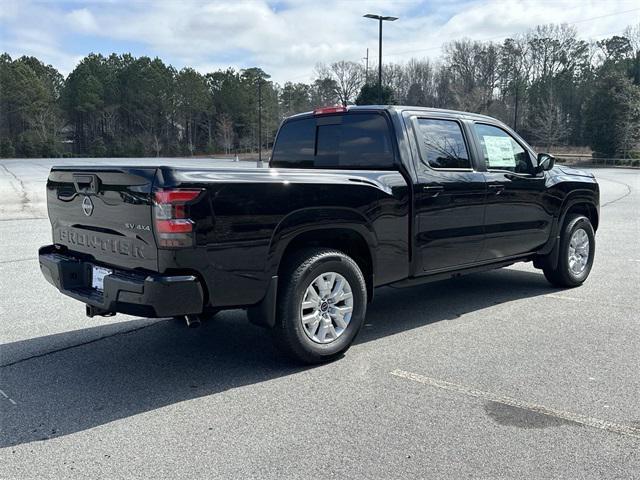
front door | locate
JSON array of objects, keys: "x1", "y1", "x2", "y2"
[
  {"x1": 471, "y1": 123, "x2": 553, "y2": 260},
  {"x1": 411, "y1": 117, "x2": 487, "y2": 272}
]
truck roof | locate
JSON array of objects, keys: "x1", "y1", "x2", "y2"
[{"x1": 287, "y1": 105, "x2": 498, "y2": 123}]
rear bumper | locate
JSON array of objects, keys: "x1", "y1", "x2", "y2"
[{"x1": 38, "y1": 245, "x2": 204, "y2": 317}]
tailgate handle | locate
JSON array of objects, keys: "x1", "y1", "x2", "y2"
[{"x1": 73, "y1": 174, "x2": 100, "y2": 194}]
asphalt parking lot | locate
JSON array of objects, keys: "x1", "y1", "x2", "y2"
[{"x1": 1, "y1": 159, "x2": 638, "y2": 479}]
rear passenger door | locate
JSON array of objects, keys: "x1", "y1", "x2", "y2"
[
  {"x1": 409, "y1": 116, "x2": 487, "y2": 273},
  {"x1": 471, "y1": 123, "x2": 552, "y2": 260}
]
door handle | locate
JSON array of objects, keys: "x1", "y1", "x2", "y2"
[
  {"x1": 488, "y1": 184, "x2": 505, "y2": 195},
  {"x1": 423, "y1": 185, "x2": 444, "y2": 197}
]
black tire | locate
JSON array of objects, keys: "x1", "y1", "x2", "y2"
[
  {"x1": 543, "y1": 214, "x2": 595, "y2": 287},
  {"x1": 272, "y1": 248, "x2": 367, "y2": 364}
]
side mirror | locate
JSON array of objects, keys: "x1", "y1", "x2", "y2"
[{"x1": 536, "y1": 153, "x2": 555, "y2": 172}]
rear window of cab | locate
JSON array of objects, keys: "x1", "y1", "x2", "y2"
[{"x1": 270, "y1": 113, "x2": 395, "y2": 170}]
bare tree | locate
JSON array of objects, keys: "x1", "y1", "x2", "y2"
[
  {"x1": 405, "y1": 59, "x2": 437, "y2": 104},
  {"x1": 499, "y1": 36, "x2": 532, "y2": 130},
  {"x1": 530, "y1": 95, "x2": 569, "y2": 150},
  {"x1": 624, "y1": 24, "x2": 640, "y2": 55},
  {"x1": 315, "y1": 61, "x2": 364, "y2": 106},
  {"x1": 443, "y1": 39, "x2": 500, "y2": 113},
  {"x1": 382, "y1": 63, "x2": 407, "y2": 102},
  {"x1": 216, "y1": 114, "x2": 235, "y2": 154},
  {"x1": 152, "y1": 134, "x2": 162, "y2": 157}
]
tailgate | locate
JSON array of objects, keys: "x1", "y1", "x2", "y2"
[{"x1": 47, "y1": 167, "x2": 158, "y2": 271}]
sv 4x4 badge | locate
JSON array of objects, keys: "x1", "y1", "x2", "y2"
[{"x1": 125, "y1": 223, "x2": 151, "y2": 231}]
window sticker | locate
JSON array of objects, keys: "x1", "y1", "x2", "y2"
[{"x1": 483, "y1": 135, "x2": 516, "y2": 168}]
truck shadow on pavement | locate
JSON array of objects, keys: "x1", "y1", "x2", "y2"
[{"x1": 0, "y1": 268, "x2": 559, "y2": 448}]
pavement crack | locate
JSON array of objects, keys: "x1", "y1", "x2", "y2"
[
  {"x1": 0, "y1": 257, "x2": 37, "y2": 265},
  {"x1": 0, "y1": 163, "x2": 31, "y2": 213},
  {"x1": 0, "y1": 217, "x2": 48, "y2": 222},
  {"x1": 0, "y1": 320, "x2": 164, "y2": 368}
]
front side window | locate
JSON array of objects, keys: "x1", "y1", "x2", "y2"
[
  {"x1": 414, "y1": 118, "x2": 471, "y2": 169},
  {"x1": 271, "y1": 113, "x2": 394, "y2": 169},
  {"x1": 474, "y1": 124, "x2": 533, "y2": 174}
]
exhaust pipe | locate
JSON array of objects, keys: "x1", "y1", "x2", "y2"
[
  {"x1": 184, "y1": 314, "x2": 201, "y2": 328},
  {"x1": 86, "y1": 304, "x2": 115, "y2": 318}
]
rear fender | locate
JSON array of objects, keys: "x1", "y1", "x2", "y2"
[
  {"x1": 247, "y1": 209, "x2": 377, "y2": 329},
  {"x1": 266, "y1": 207, "x2": 378, "y2": 276}
]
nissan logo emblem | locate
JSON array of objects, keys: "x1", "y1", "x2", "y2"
[{"x1": 82, "y1": 196, "x2": 94, "y2": 216}]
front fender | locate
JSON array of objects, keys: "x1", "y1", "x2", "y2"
[
  {"x1": 536, "y1": 189, "x2": 599, "y2": 268},
  {"x1": 558, "y1": 192, "x2": 599, "y2": 230}
]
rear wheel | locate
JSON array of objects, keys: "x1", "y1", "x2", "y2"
[
  {"x1": 272, "y1": 248, "x2": 367, "y2": 364},
  {"x1": 543, "y1": 214, "x2": 595, "y2": 287}
]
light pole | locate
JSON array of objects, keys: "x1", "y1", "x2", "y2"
[
  {"x1": 363, "y1": 13, "x2": 398, "y2": 104},
  {"x1": 257, "y1": 78, "x2": 262, "y2": 167}
]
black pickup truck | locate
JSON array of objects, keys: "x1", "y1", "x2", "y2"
[{"x1": 39, "y1": 105, "x2": 599, "y2": 363}]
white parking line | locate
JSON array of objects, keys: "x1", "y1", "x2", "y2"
[
  {"x1": 545, "y1": 294, "x2": 581, "y2": 302},
  {"x1": 0, "y1": 388, "x2": 17, "y2": 405},
  {"x1": 544, "y1": 293, "x2": 636, "y2": 310},
  {"x1": 390, "y1": 369, "x2": 640, "y2": 440}
]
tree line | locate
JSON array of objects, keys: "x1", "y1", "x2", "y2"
[{"x1": 1, "y1": 23, "x2": 638, "y2": 159}]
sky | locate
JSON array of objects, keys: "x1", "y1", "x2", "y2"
[{"x1": 0, "y1": 0, "x2": 638, "y2": 84}]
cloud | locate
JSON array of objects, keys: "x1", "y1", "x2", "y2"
[
  {"x1": 0, "y1": 0, "x2": 638, "y2": 82},
  {"x1": 66, "y1": 8, "x2": 99, "y2": 33}
]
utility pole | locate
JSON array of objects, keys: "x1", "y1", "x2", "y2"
[
  {"x1": 364, "y1": 14, "x2": 398, "y2": 104},
  {"x1": 362, "y1": 48, "x2": 369, "y2": 84},
  {"x1": 257, "y1": 78, "x2": 263, "y2": 168},
  {"x1": 378, "y1": 17, "x2": 382, "y2": 103},
  {"x1": 513, "y1": 81, "x2": 519, "y2": 132}
]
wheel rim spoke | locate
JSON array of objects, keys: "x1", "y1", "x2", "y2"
[
  {"x1": 330, "y1": 306, "x2": 352, "y2": 329},
  {"x1": 302, "y1": 312, "x2": 321, "y2": 333},
  {"x1": 300, "y1": 271, "x2": 354, "y2": 344},
  {"x1": 330, "y1": 277, "x2": 345, "y2": 299},
  {"x1": 301, "y1": 287, "x2": 320, "y2": 310},
  {"x1": 335, "y1": 291, "x2": 352, "y2": 303},
  {"x1": 316, "y1": 322, "x2": 330, "y2": 343},
  {"x1": 568, "y1": 228, "x2": 590, "y2": 275}
]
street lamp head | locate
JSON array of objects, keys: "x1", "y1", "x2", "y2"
[{"x1": 363, "y1": 14, "x2": 398, "y2": 21}]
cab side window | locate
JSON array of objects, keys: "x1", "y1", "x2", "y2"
[
  {"x1": 414, "y1": 118, "x2": 471, "y2": 169},
  {"x1": 474, "y1": 124, "x2": 533, "y2": 174},
  {"x1": 270, "y1": 118, "x2": 315, "y2": 168},
  {"x1": 316, "y1": 114, "x2": 394, "y2": 169}
]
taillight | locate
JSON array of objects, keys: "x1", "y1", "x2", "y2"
[{"x1": 153, "y1": 189, "x2": 202, "y2": 248}]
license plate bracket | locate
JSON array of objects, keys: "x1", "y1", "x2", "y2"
[{"x1": 91, "y1": 265, "x2": 112, "y2": 291}]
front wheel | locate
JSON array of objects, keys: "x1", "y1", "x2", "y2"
[
  {"x1": 272, "y1": 248, "x2": 367, "y2": 364},
  {"x1": 543, "y1": 214, "x2": 595, "y2": 287}
]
